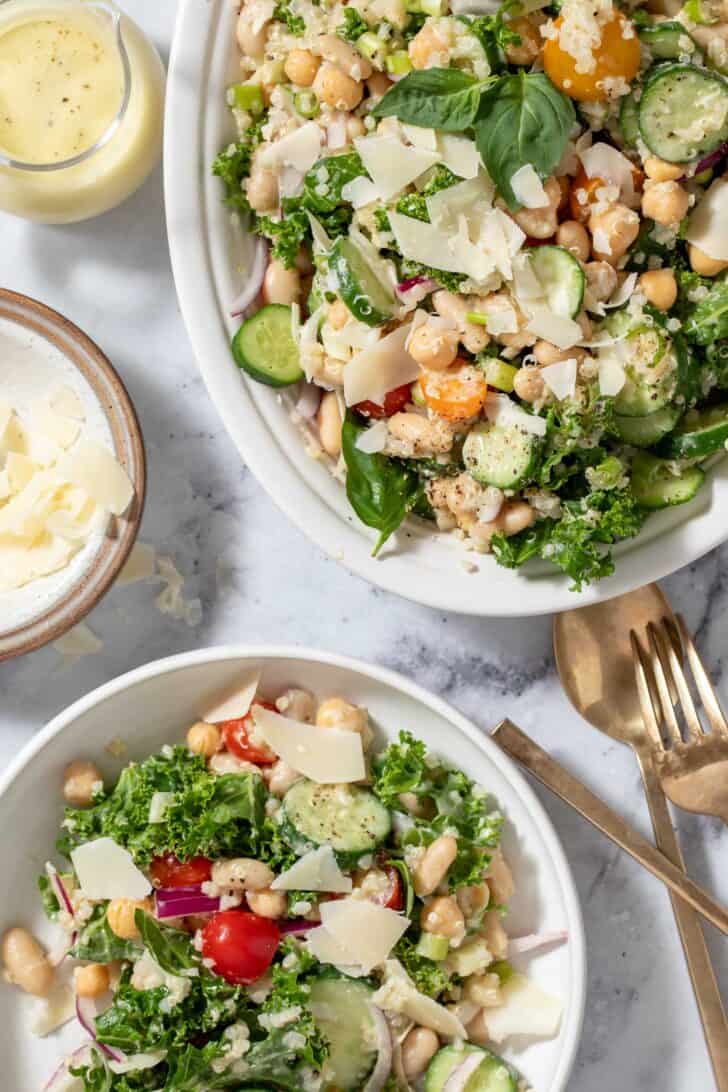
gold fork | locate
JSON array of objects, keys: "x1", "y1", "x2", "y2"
[{"x1": 632, "y1": 614, "x2": 728, "y2": 823}]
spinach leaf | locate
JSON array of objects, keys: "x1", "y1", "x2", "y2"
[
  {"x1": 372, "y1": 68, "x2": 484, "y2": 131},
  {"x1": 342, "y1": 411, "x2": 422, "y2": 555},
  {"x1": 302, "y1": 151, "x2": 366, "y2": 213},
  {"x1": 135, "y1": 913, "x2": 198, "y2": 976},
  {"x1": 475, "y1": 72, "x2": 575, "y2": 210},
  {"x1": 38, "y1": 874, "x2": 60, "y2": 920},
  {"x1": 72, "y1": 906, "x2": 141, "y2": 963}
]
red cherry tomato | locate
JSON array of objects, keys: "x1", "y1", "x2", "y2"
[
  {"x1": 201, "y1": 910, "x2": 280, "y2": 985},
  {"x1": 150, "y1": 853, "x2": 212, "y2": 889},
  {"x1": 379, "y1": 866, "x2": 405, "y2": 911},
  {"x1": 354, "y1": 864, "x2": 405, "y2": 910},
  {"x1": 354, "y1": 383, "x2": 412, "y2": 419},
  {"x1": 220, "y1": 700, "x2": 277, "y2": 765}
]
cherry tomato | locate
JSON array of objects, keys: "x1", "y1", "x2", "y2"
[
  {"x1": 378, "y1": 866, "x2": 405, "y2": 911},
  {"x1": 420, "y1": 362, "x2": 488, "y2": 421},
  {"x1": 150, "y1": 853, "x2": 212, "y2": 889},
  {"x1": 220, "y1": 700, "x2": 277, "y2": 765},
  {"x1": 544, "y1": 12, "x2": 641, "y2": 103},
  {"x1": 354, "y1": 383, "x2": 412, "y2": 419},
  {"x1": 352, "y1": 863, "x2": 405, "y2": 910},
  {"x1": 201, "y1": 910, "x2": 280, "y2": 985}
]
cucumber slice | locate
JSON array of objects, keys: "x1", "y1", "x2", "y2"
[
  {"x1": 528, "y1": 245, "x2": 585, "y2": 319},
  {"x1": 308, "y1": 978, "x2": 378, "y2": 1091},
  {"x1": 638, "y1": 64, "x2": 728, "y2": 163},
  {"x1": 618, "y1": 90, "x2": 641, "y2": 147},
  {"x1": 231, "y1": 304, "x2": 303, "y2": 387},
  {"x1": 613, "y1": 328, "x2": 676, "y2": 417},
  {"x1": 615, "y1": 406, "x2": 682, "y2": 447},
  {"x1": 425, "y1": 1045, "x2": 517, "y2": 1092},
  {"x1": 631, "y1": 452, "x2": 705, "y2": 508},
  {"x1": 658, "y1": 403, "x2": 728, "y2": 458},
  {"x1": 638, "y1": 22, "x2": 698, "y2": 60},
  {"x1": 463, "y1": 420, "x2": 540, "y2": 490},
  {"x1": 329, "y1": 236, "x2": 396, "y2": 326},
  {"x1": 282, "y1": 779, "x2": 391, "y2": 856},
  {"x1": 416, "y1": 932, "x2": 450, "y2": 960}
]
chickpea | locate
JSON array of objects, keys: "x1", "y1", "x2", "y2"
[
  {"x1": 500, "y1": 501, "x2": 535, "y2": 537},
  {"x1": 187, "y1": 721, "x2": 221, "y2": 758},
  {"x1": 467, "y1": 1008, "x2": 491, "y2": 1046},
  {"x1": 689, "y1": 244, "x2": 728, "y2": 277},
  {"x1": 263, "y1": 259, "x2": 301, "y2": 306},
  {"x1": 513, "y1": 365, "x2": 544, "y2": 404},
  {"x1": 62, "y1": 759, "x2": 102, "y2": 807},
  {"x1": 420, "y1": 895, "x2": 465, "y2": 941},
  {"x1": 317, "y1": 33, "x2": 373, "y2": 80},
  {"x1": 457, "y1": 882, "x2": 490, "y2": 922},
  {"x1": 317, "y1": 391, "x2": 343, "y2": 457},
  {"x1": 481, "y1": 909, "x2": 509, "y2": 959},
  {"x1": 284, "y1": 48, "x2": 319, "y2": 87},
  {"x1": 463, "y1": 972, "x2": 501, "y2": 1007},
  {"x1": 589, "y1": 203, "x2": 640, "y2": 263},
  {"x1": 641, "y1": 181, "x2": 690, "y2": 227},
  {"x1": 556, "y1": 220, "x2": 590, "y2": 263},
  {"x1": 584, "y1": 260, "x2": 618, "y2": 302},
  {"x1": 409, "y1": 322, "x2": 459, "y2": 372},
  {"x1": 486, "y1": 848, "x2": 514, "y2": 905},
  {"x1": 328, "y1": 299, "x2": 350, "y2": 330},
  {"x1": 236, "y1": 13, "x2": 268, "y2": 60},
  {"x1": 316, "y1": 697, "x2": 371, "y2": 747},
  {"x1": 246, "y1": 888, "x2": 287, "y2": 918},
  {"x1": 413, "y1": 834, "x2": 458, "y2": 896},
  {"x1": 504, "y1": 15, "x2": 544, "y2": 65},
  {"x1": 387, "y1": 412, "x2": 454, "y2": 456},
  {"x1": 346, "y1": 116, "x2": 366, "y2": 141},
  {"x1": 401, "y1": 1027, "x2": 440, "y2": 1079},
  {"x1": 512, "y1": 177, "x2": 561, "y2": 239},
  {"x1": 107, "y1": 898, "x2": 153, "y2": 941},
  {"x1": 639, "y1": 268, "x2": 677, "y2": 312},
  {"x1": 74, "y1": 963, "x2": 110, "y2": 999},
  {"x1": 643, "y1": 156, "x2": 683, "y2": 183},
  {"x1": 367, "y1": 72, "x2": 392, "y2": 99},
  {"x1": 1, "y1": 928, "x2": 54, "y2": 997},
  {"x1": 275, "y1": 687, "x2": 315, "y2": 722},
  {"x1": 264, "y1": 759, "x2": 301, "y2": 797},
  {"x1": 409, "y1": 24, "x2": 449, "y2": 69},
  {"x1": 212, "y1": 858, "x2": 274, "y2": 891},
  {"x1": 432, "y1": 291, "x2": 489, "y2": 354},
  {"x1": 246, "y1": 168, "x2": 278, "y2": 213},
  {"x1": 533, "y1": 340, "x2": 582, "y2": 367},
  {"x1": 314, "y1": 64, "x2": 363, "y2": 111}
]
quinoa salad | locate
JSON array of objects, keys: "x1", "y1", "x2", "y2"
[
  {"x1": 2, "y1": 679, "x2": 565, "y2": 1091},
  {"x1": 213, "y1": 0, "x2": 728, "y2": 590}
]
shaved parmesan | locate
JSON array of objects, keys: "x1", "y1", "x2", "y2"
[
  {"x1": 402, "y1": 123, "x2": 438, "y2": 150},
  {"x1": 0, "y1": 399, "x2": 12, "y2": 441},
  {"x1": 199, "y1": 668, "x2": 261, "y2": 723},
  {"x1": 117, "y1": 542, "x2": 157, "y2": 586},
  {"x1": 604, "y1": 272, "x2": 638, "y2": 310},
  {"x1": 56, "y1": 440, "x2": 133, "y2": 515},
  {"x1": 149, "y1": 791, "x2": 175, "y2": 824},
  {"x1": 355, "y1": 420, "x2": 389, "y2": 454},
  {"x1": 344, "y1": 322, "x2": 419, "y2": 407},
  {"x1": 31, "y1": 404, "x2": 81, "y2": 449},
  {"x1": 0, "y1": 535, "x2": 74, "y2": 591},
  {"x1": 54, "y1": 621, "x2": 103, "y2": 659},
  {"x1": 306, "y1": 927, "x2": 369, "y2": 977},
  {"x1": 307, "y1": 213, "x2": 332, "y2": 255},
  {"x1": 71, "y1": 837, "x2": 152, "y2": 900},
  {"x1": 540, "y1": 359, "x2": 577, "y2": 400},
  {"x1": 524, "y1": 305, "x2": 582, "y2": 349},
  {"x1": 5, "y1": 452, "x2": 38, "y2": 493},
  {"x1": 109, "y1": 1052, "x2": 167, "y2": 1076},
  {"x1": 155, "y1": 556, "x2": 202, "y2": 627},
  {"x1": 372, "y1": 961, "x2": 467, "y2": 1039},
  {"x1": 480, "y1": 974, "x2": 562, "y2": 1042},
  {"x1": 437, "y1": 134, "x2": 480, "y2": 179},
  {"x1": 510, "y1": 164, "x2": 549, "y2": 208},
  {"x1": 30, "y1": 984, "x2": 76, "y2": 1037},
  {"x1": 341, "y1": 176, "x2": 381, "y2": 209},
  {"x1": 252, "y1": 705, "x2": 366, "y2": 783},
  {"x1": 272, "y1": 846, "x2": 353, "y2": 893},
  {"x1": 425, "y1": 175, "x2": 493, "y2": 231},
  {"x1": 259, "y1": 121, "x2": 322, "y2": 174},
  {"x1": 485, "y1": 393, "x2": 547, "y2": 437},
  {"x1": 388, "y1": 211, "x2": 494, "y2": 283},
  {"x1": 481, "y1": 298, "x2": 518, "y2": 335},
  {"x1": 320, "y1": 899, "x2": 409, "y2": 972},
  {"x1": 512, "y1": 253, "x2": 544, "y2": 301},
  {"x1": 354, "y1": 135, "x2": 439, "y2": 200},
  {"x1": 598, "y1": 355, "x2": 626, "y2": 396},
  {"x1": 685, "y1": 179, "x2": 728, "y2": 262},
  {"x1": 50, "y1": 386, "x2": 85, "y2": 421},
  {"x1": 579, "y1": 142, "x2": 635, "y2": 200}
]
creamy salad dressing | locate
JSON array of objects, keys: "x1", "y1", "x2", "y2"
[{"x1": 0, "y1": 317, "x2": 112, "y2": 634}]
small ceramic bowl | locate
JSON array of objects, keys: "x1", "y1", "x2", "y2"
[{"x1": 0, "y1": 290, "x2": 146, "y2": 661}]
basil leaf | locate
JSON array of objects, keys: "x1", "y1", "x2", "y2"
[
  {"x1": 135, "y1": 912, "x2": 198, "y2": 975},
  {"x1": 342, "y1": 411, "x2": 422, "y2": 555},
  {"x1": 475, "y1": 72, "x2": 575, "y2": 210},
  {"x1": 372, "y1": 67, "x2": 483, "y2": 131}
]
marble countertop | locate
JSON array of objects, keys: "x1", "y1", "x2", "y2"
[{"x1": 0, "y1": 3, "x2": 726, "y2": 1088}]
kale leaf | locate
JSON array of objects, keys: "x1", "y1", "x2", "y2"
[
  {"x1": 273, "y1": 0, "x2": 305, "y2": 35},
  {"x1": 394, "y1": 935, "x2": 452, "y2": 998},
  {"x1": 211, "y1": 118, "x2": 266, "y2": 214},
  {"x1": 338, "y1": 7, "x2": 368, "y2": 41},
  {"x1": 72, "y1": 906, "x2": 141, "y2": 963}
]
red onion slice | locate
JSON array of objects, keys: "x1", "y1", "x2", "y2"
[
  {"x1": 278, "y1": 918, "x2": 312, "y2": 935},
  {"x1": 362, "y1": 1005, "x2": 393, "y2": 1092},
  {"x1": 47, "y1": 864, "x2": 76, "y2": 920},
  {"x1": 230, "y1": 237, "x2": 268, "y2": 317},
  {"x1": 295, "y1": 382, "x2": 323, "y2": 419},
  {"x1": 155, "y1": 885, "x2": 220, "y2": 919},
  {"x1": 509, "y1": 930, "x2": 568, "y2": 954},
  {"x1": 76, "y1": 996, "x2": 124, "y2": 1063},
  {"x1": 48, "y1": 929, "x2": 78, "y2": 967},
  {"x1": 443, "y1": 1052, "x2": 484, "y2": 1092},
  {"x1": 681, "y1": 141, "x2": 728, "y2": 181},
  {"x1": 397, "y1": 275, "x2": 437, "y2": 295},
  {"x1": 43, "y1": 1046, "x2": 93, "y2": 1092}
]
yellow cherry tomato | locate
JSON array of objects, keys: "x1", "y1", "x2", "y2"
[
  {"x1": 420, "y1": 362, "x2": 488, "y2": 421},
  {"x1": 544, "y1": 12, "x2": 641, "y2": 103}
]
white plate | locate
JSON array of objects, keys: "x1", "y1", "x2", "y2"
[
  {"x1": 0, "y1": 647, "x2": 585, "y2": 1091},
  {"x1": 164, "y1": 0, "x2": 728, "y2": 616}
]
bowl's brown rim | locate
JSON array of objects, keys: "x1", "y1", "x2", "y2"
[{"x1": 0, "y1": 289, "x2": 147, "y2": 661}]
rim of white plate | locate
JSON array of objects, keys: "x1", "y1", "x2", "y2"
[
  {"x1": 163, "y1": 0, "x2": 728, "y2": 616},
  {"x1": 0, "y1": 645, "x2": 586, "y2": 1091}
]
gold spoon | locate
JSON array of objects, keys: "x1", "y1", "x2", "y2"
[{"x1": 554, "y1": 582, "x2": 728, "y2": 1091}]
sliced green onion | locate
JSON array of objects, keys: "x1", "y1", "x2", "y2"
[
  {"x1": 405, "y1": 0, "x2": 446, "y2": 13},
  {"x1": 465, "y1": 311, "x2": 489, "y2": 326},
  {"x1": 294, "y1": 90, "x2": 320, "y2": 118},
  {"x1": 490, "y1": 959, "x2": 514, "y2": 984},
  {"x1": 386, "y1": 50, "x2": 413, "y2": 75},
  {"x1": 357, "y1": 31, "x2": 387, "y2": 64},
  {"x1": 230, "y1": 83, "x2": 265, "y2": 115},
  {"x1": 682, "y1": 0, "x2": 720, "y2": 24},
  {"x1": 482, "y1": 359, "x2": 518, "y2": 393}
]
